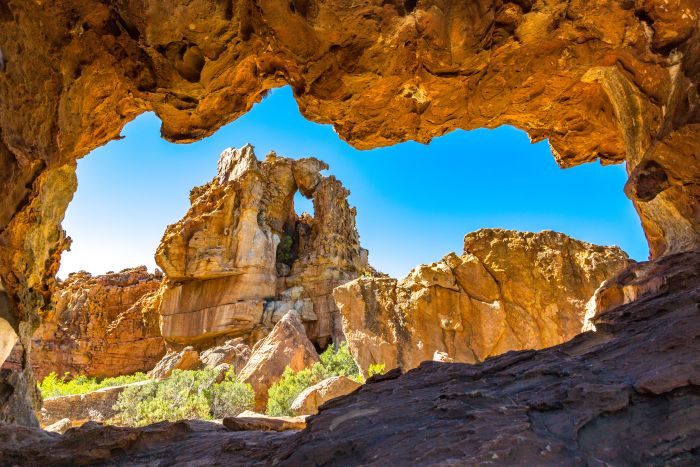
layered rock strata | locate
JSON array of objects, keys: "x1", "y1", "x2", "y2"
[
  {"x1": 335, "y1": 229, "x2": 630, "y2": 374},
  {"x1": 0, "y1": 251, "x2": 697, "y2": 465},
  {"x1": 155, "y1": 145, "x2": 368, "y2": 348},
  {"x1": 30, "y1": 267, "x2": 166, "y2": 380}
]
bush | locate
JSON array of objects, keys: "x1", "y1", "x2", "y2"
[
  {"x1": 266, "y1": 343, "x2": 361, "y2": 417},
  {"x1": 111, "y1": 369, "x2": 254, "y2": 427},
  {"x1": 367, "y1": 363, "x2": 386, "y2": 378},
  {"x1": 39, "y1": 372, "x2": 149, "y2": 399}
]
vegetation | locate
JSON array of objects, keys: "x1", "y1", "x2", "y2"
[
  {"x1": 266, "y1": 343, "x2": 361, "y2": 417},
  {"x1": 39, "y1": 372, "x2": 149, "y2": 399},
  {"x1": 276, "y1": 234, "x2": 295, "y2": 265},
  {"x1": 112, "y1": 368, "x2": 254, "y2": 427},
  {"x1": 367, "y1": 363, "x2": 387, "y2": 378}
]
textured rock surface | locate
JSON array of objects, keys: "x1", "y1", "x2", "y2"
[
  {"x1": 39, "y1": 381, "x2": 151, "y2": 427},
  {"x1": 238, "y1": 312, "x2": 320, "y2": 412},
  {"x1": 223, "y1": 411, "x2": 307, "y2": 432},
  {"x1": 147, "y1": 346, "x2": 202, "y2": 380},
  {"x1": 335, "y1": 229, "x2": 630, "y2": 374},
  {"x1": 200, "y1": 338, "x2": 251, "y2": 373},
  {"x1": 1, "y1": 0, "x2": 699, "y2": 424},
  {"x1": 291, "y1": 376, "x2": 362, "y2": 416},
  {"x1": 156, "y1": 145, "x2": 368, "y2": 348},
  {"x1": 0, "y1": 252, "x2": 697, "y2": 465},
  {"x1": 31, "y1": 267, "x2": 166, "y2": 380}
]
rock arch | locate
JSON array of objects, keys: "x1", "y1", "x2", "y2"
[{"x1": 0, "y1": 0, "x2": 698, "y2": 424}]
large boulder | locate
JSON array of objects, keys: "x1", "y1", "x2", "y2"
[
  {"x1": 147, "y1": 346, "x2": 202, "y2": 380},
  {"x1": 155, "y1": 146, "x2": 368, "y2": 348},
  {"x1": 290, "y1": 376, "x2": 361, "y2": 416},
  {"x1": 238, "y1": 312, "x2": 319, "y2": 412},
  {"x1": 40, "y1": 381, "x2": 151, "y2": 427},
  {"x1": 199, "y1": 338, "x2": 251, "y2": 373},
  {"x1": 30, "y1": 267, "x2": 166, "y2": 380},
  {"x1": 334, "y1": 229, "x2": 631, "y2": 375}
]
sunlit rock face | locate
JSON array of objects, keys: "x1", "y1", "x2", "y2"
[
  {"x1": 335, "y1": 229, "x2": 631, "y2": 375},
  {"x1": 155, "y1": 145, "x2": 368, "y2": 348},
  {"x1": 30, "y1": 267, "x2": 166, "y2": 380},
  {"x1": 0, "y1": 0, "x2": 698, "y2": 426}
]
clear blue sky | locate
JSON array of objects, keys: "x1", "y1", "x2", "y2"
[{"x1": 59, "y1": 86, "x2": 648, "y2": 279}]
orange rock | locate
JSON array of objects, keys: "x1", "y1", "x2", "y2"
[
  {"x1": 31, "y1": 267, "x2": 166, "y2": 380},
  {"x1": 335, "y1": 229, "x2": 631, "y2": 375}
]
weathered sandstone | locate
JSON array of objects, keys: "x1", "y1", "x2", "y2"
[
  {"x1": 156, "y1": 145, "x2": 368, "y2": 348},
  {"x1": 199, "y1": 338, "x2": 251, "y2": 373},
  {"x1": 39, "y1": 380, "x2": 151, "y2": 427},
  {"x1": 1, "y1": 0, "x2": 699, "y2": 426},
  {"x1": 223, "y1": 411, "x2": 307, "y2": 432},
  {"x1": 335, "y1": 229, "x2": 630, "y2": 374},
  {"x1": 290, "y1": 376, "x2": 361, "y2": 416},
  {"x1": 238, "y1": 311, "x2": 320, "y2": 412},
  {"x1": 31, "y1": 267, "x2": 166, "y2": 380},
  {"x1": 0, "y1": 251, "x2": 697, "y2": 465},
  {"x1": 147, "y1": 346, "x2": 202, "y2": 380}
]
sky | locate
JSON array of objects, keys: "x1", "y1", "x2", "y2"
[{"x1": 58, "y1": 86, "x2": 648, "y2": 279}]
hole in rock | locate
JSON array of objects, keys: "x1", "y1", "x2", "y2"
[{"x1": 29, "y1": 85, "x2": 648, "y2": 429}]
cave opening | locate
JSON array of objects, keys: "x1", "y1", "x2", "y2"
[{"x1": 25, "y1": 85, "x2": 649, "y2": 431}]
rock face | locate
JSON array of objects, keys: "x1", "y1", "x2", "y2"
[
  {"x1": 238, "y1": 312, "x2": 320, "y2": 412},
  {"x1": 335, "y1": 229, "x2": 630, "y2": 374},
  {"x1": 290, "y1": 376, "x2": 361, "y2": 416},
  {"x1": 0, "y1": 251, "x2": 697, "y2": 465},
  {"x1": 30, "y1": 267, "x2": 166, "y2": 380},
  {"x1": 1, "y1": 0, "x2": 699, "y2": 425},
  {"x1": 200, "y1": 338, "x2": 251, "y2": 374},
  {"x1": 155, "y1": 145, "x2": 368, "y2": 348}
]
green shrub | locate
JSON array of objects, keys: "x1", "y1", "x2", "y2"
[
  {"x1": 39, "y1": 372, "x2": 149, "y2": 399},
  {"x1": 276, "y1": 234, "x2": 294, "y2": 265},
  {"x1": 367, "y1": 363, "x2": 386, "y2": 378},
  {"x1": 111, "y1": 369, "x2": 254, "y2": 427},
  {"x1": 266, "y1": 343, "x2": 361, "y2": 416}
]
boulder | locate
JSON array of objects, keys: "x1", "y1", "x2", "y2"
[
  {"x1": 335, "y1": 229, "x2": 631, "y2": 375},
  {"x1": 30, "y1": 267, "x2": 166, "y2": 379},
  {"x1": 290, "y1": 376, "x2": 361, "y2": 416},
  {"x1": 43, "y1": 418, "x2": 71, "y2": 434},
  {"x1": 200, "y1": 338, "x2": 251, "y2": 373},
  {"x1": 223, "y1": 411, "x2": 306, "y2": 432},
  {"x1": 155, "y1": 146, "x2": 369, "y2": 348},
  {"x1": 148, "y1": 347, "x2": 201, "y2": 380},
  {"x1": 40, "y1": 381, "x2": 151, "y2": 427},
  {"x1": 238, "y1": 312, "x2": 319, "y2": 412}
]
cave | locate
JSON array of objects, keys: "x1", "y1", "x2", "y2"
[{"x1": 0, "y1": 0, "x2": 699, "y2": 464}]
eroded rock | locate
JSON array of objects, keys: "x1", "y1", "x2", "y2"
[
  {"x1": 290, "y1": 376, "x2": 361, "y2": 416},
  {"x1": 31, "y1": 267, "x2": 166, "y2": 380},
  {"x1": 0, "y1": 252, "x2": 697, "y2": 465},
  {"x1": 335, "y1": 229, "x2": 631, "y2": 374},
  {"x1": 148, "y1": 346, "x2": 201, "y2": 380},
  {"x1": 155, "y1": 145, "x2": 368, "y2": 348},
  {"x1": 237, "y1": 312, "x2": 320, "y2": 412}
]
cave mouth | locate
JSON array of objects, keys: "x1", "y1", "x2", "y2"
[{"x1": 25, "y1": 85, "x2": 650, "y2": 431}]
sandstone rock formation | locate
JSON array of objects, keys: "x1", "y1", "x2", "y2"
[
  {"x1": 335, "y1": 229, "x2": 630, "y2": 374},
  {"x1": 200, "y1": 338, "x2": 251, "y2": 374},
  {"x1": 238, "y1": 311, "x2": 320, "y2": 412},
  {"x1": 0, "y1": 251, "x2": 697, "y2": 465},
  {"x1": 155, "y1": 145, "x2": 368, "y2": 349},
  {"x1": 40, "y1": 380, "x2": 151, "y2": 427},
  {"x1": 30, "y1": 267, "x2": 165, "y2": 380},
  {"x1": 290, "y1": 376, "x2": 361, "y2": 416},
  {"x1": 147, "y1": 346, "x2": 202, "y2": 380},
  {"x1": 1, "y1": 0, "x2": 699, "y2": 427},
  {"x1": 223, "y1": 411, "x2": 307, "y2": 432}
]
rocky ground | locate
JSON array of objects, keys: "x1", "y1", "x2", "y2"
[{"x1": 0, "y1": 251, "x2": 697, "y2": 465}]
